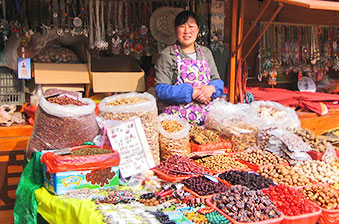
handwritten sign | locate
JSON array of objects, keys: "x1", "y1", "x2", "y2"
[{"x1": 106, "y1": 117, "x2": 155, "y2": 178}]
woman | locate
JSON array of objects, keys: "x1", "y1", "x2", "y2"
[{"x1": 154, "y1": 10, "x2": 224, "y2": 125}]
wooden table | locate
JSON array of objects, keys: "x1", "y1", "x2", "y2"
[
  {"x1": 298, "y1": 109, "x2": 339, "y2": 135},
  {"x1": 0, "y1": 124, "x2": 32, "y2": 210}
]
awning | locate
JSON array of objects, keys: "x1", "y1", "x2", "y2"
[{"x1": 274, "y1": 0, "x2": 339, "y2": 11}]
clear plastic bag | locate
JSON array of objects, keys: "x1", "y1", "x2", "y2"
[
  {"x1": 322, "y1": 143, "x2": 338, "y2": 163},
  {"x1": 205, "y1": 100, "x2": 258, "y2": 152},
  {"x1": 158, "y1": 113, "x2": 191, "y2": 161},
  {"x1": 26, "y1": 97, "x2": 99, "y2": 159},
  {"x1": 98, "y1": 92, "x2": 160, "y2": 165},
  {"x1": 250, "y1": 101, "x2": 301, "y2": 130}
]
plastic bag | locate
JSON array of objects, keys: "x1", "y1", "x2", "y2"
[
  {"x1": 158, "y1": 113, "x2": 190, "y2": 161},
  {"x1": 322, "y1": 143, "x2": 338, "y2": 163},
  {"x1": 205, "y1": 100, "x2": 258, "y2": 152},
  {"x1": 40, "y1": 146, "x2": 120, "y2": 174},
  {"x1": 250, "y1": 100, "x2": 301, "y2": 130},
  {"x1": 13, "y1": 152, "x2": 43, "y2": 224},
  {"x1": 98, "y1": 92, "x2": 160, "y2": 165},
  {"x1": 26, "y1": 97, "x2": 99, "y2": 159}
]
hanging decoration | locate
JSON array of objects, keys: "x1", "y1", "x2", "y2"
[
  {"x1": 258, "y1": 23, "x2": 339, "y2": 86},
  {"x1": 210, "y1": 0, "x2": 225, "y2": 52}
]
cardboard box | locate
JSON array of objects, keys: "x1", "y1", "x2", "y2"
[
  {"x1": 33, "y1": 63, "x2": 90, "y2": 92},
  {"x1": 42, "y1": 164, "x2": 119, "y2": 195},
  {"x1": 90, "y1": 56, "x2": 145, "y2": 93}
]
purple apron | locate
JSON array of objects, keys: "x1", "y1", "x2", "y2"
[{"x1": 163, "y1": 44, "x2": 211, "y2": 125}]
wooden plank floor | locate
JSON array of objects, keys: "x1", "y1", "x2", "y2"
[{"x1": 0, "y1": 209, "x2": 14, "y2": 224}]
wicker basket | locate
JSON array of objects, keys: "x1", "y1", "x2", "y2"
[{"x1": 0, "y1": 66, "x2": 25, "y2": 105}]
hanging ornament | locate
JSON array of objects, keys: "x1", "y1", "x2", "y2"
[
  {"x1": 73, "y1": 17, "x2": 82, "y2": 27},
  {"x1": 112, "y1": 32, "x2": 122, "y2": 55},
  {"x1": 123, "y1": 40, "x2": 131, "y2": 55},
  {"x1": 268, "y1": 70, "x2": 278, "y2": 86}
]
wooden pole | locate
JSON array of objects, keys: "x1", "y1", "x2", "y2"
[
  {"x1": 243, "y1": 3, "x2": 284, "y2": 62},
  {"x1": 235, "y1": 0, "x2": 245, "y2": 103},
  {"x1": 228, "y1": 0, "x2": 238, "y2": 104}
]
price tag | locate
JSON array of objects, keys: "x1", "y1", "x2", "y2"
[
  {"x1": 17, "y1": 58, "x2": 32, "y2": 79},
  {"x1": 107, "y1": 117, "x2": 155, "y2": 178}
]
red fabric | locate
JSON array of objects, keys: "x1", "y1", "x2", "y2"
[{"x1": 224, "y1": 87, "x2": 339, "y2": 115}]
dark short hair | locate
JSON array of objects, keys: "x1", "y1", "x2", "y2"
[{"x1": 175, "y1": 10, "x2": 199, "y2": 28}]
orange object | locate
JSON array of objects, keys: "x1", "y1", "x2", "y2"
[
  {"x1": 151, "y1": 168, "x2": 192, "y2": 183},
  {"x1": 41, "y1": 145, "x2": 120, "y2": 174},
  {"x1": 206, "y1": 198, "x2": 285, "y2": 224},
  {"x1": 190, "y1": 138, "x2": 232, "y2": 153},
  {"x1": 316, "y1": 205, "x2": 339, "y2": 224}
]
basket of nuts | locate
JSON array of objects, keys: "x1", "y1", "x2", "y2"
[
  {"x1": 189, "y1": 126, "x2": 232, "y2": 153},
  {"x1": 233, "y1": 149, "x2": 289, "y2": 172},
  {"x1": 301, "y1": 185, "x2": 339, "y2": 224}
]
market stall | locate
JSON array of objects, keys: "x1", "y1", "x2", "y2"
[
  {"x1": 12, "y1": 91, "x2": 339, "y2": 224},
  {"x1": 0, "y1": 0, "x2": 337, "y2": 223}
]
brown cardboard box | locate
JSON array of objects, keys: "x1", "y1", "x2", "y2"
[
  {"x1": 33, "y1": 63, "x2": 90, "y2": 92},
  {"x1": 90, "y1": 56, "x2": 145, "y2": 93}
]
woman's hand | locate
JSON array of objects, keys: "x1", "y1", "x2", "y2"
[
  {"x1": 192, "y1": 87, "x2": 202, "y2": 100},
  {"x1": 197, "y1": 85, "x2": 215, "y2": 104}
]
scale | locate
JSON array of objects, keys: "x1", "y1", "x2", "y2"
[{"x1": 297, "y1": 76, "x2": 317, "y2": 92}]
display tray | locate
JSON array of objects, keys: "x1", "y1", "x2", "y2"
[
  {"x1": 152, "y1": 168, "x2": 192, "y2": 183},
  {"x1": 234, "y1": 159, "x2": 290, "y2": 172},
  {"x1": 206, "y1": 198, "x2": 285, "y2": 224},
  {"x1": 182, "y1": 177, "x2": 231, "y2": 199},
  {"x1": 190, "y1": 138, "x2": 232, "y2": 153},
  {"x1": 314, "y1": 204, "x2": 339, "y2": 224},
  {"x1": 281, "y1": 209, "x2": 322, "y2": 224}
]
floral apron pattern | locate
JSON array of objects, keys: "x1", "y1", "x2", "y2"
[{"x1": 163, "y1": 44, "x2": 211, "y2": 125}]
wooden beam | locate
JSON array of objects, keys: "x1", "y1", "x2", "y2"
[
  {"x1": 274, "y1": 0, "x2": 339, "y2": 11},
  {"x1": 228, "y1": 0, "x2": 239, "y2": 104},
  {"x1": 236, "y1": 0, "x2": 272, "y2": 54}
]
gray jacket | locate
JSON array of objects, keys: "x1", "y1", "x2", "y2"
[{"x1": 154, "y1": 43, "x2": 221, "y2": 85}]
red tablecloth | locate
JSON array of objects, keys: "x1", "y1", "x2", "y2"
[{"x1": 226, "y1": 87, "x2": 339, "y2": 115}]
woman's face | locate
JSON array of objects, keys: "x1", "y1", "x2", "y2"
[{"x1": 176, "y1": 17, "x2": 199, "y2": 49}]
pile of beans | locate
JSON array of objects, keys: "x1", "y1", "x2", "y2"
[
  {"x1": 218, "y1": 170, "x2": 275, "y2": 190},
  {"x1": 155, "y1": 154, "x2": 213, "y2": 176},
  {"x1": 263, "y1": 184, "x2": 319, "y2": 216},
  {"x1": 213, "y1": 186, "x2": 280, "y2": 222},
  {"x1": 259, "y1": 165, "x2": 310, "y2": 187},
  {"x1": 195, "y1": 155, "x2": 248, "y2": 172},
  {"x1": 71, "y1": 147, "x2": 112, "y2": 156},
  {"x1": 105, "y1": 97, "x2": 147, "y2": 106},
  {"x1": 234, "y1": 149, "x2": 287, "y2": 165},
  {"x1": 293, "y1": 160, "x2": 339, "y2": 184},
  {"x1": 182, "y1": 176, "x2": 228, "y2": 196},
  {"x1": 294, "y1": 129, "x2": 327, "y2": 153},
  {"x1": 302, "y1": 185, "x2": 339, "y2": 210},
  {"x1": 85, "y1": 167, "x2": 115, "y2": 187},
  {"x1": 47, "y1": 96, "x2": 86, "y2": 106}
]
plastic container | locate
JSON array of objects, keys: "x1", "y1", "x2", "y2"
[
  {"x1": 190, "y1": 138, "x2": 232, "y2": 153},
  {"x1": 281, "y1": 209, "x2": 322, "y2": 224},
  {"x1": 317, "y1": 206, "x2": 339, "y2": 224},
  {"x1": 0, "y1": 66, "x2": 25, "y2": 105},
  {"x1": 206, "y1": 198, "x2": 285, "y2": 224},
  {"x1": 235, "y1": 159, "x2": 290, "y2": 172}
]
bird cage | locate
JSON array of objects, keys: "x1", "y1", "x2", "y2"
[{"x1": 0, "y1": 66, "x2": 25, "y2": 105}]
